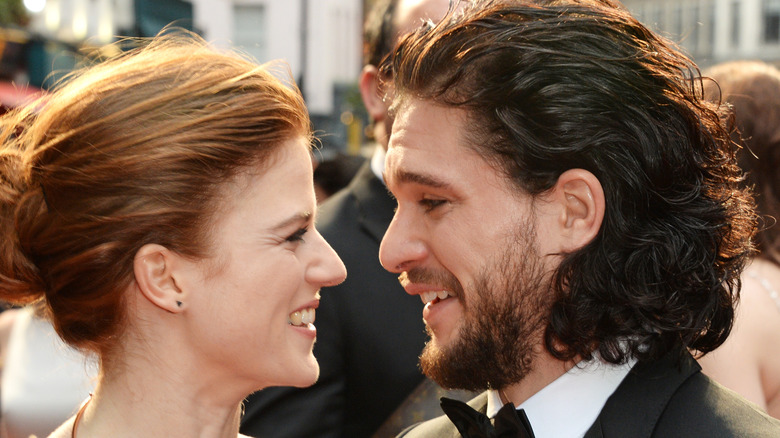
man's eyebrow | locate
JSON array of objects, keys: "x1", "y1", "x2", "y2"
[
  {"x1": 271, "y1": 211, "x2": 312, "y2": 231},
  {"x1": 385, "y1": 169, "x2": 453, "y2": 190}
]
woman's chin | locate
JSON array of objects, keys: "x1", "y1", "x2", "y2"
[
  {"x1": 296, "y1": 359, "x2": 320, "y2": 387},
  {"x1": 249, "y1": 353, "x2": 319, "y2": 391},
  {"x1": 282, "y1": 358, "x2": 320, "y2": 388}
]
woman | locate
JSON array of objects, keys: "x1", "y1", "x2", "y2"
[
  {"x1": 0, "y1": 33, "x2": 346, "y2": 438},
  {"x1": 699, "y1": 60, "x2": 780, "y2": 419}
]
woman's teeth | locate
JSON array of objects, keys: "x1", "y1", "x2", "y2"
[
  {"x1": 288, "y1": 308, "x2": 316, "y2": 326},
  {"x1": 420, "y1": 290, "x2": 452, "y2": 304}
]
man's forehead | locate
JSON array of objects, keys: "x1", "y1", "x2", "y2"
[
  {"x1": 385, "y1": 99, "x2": 522, "y2": 197},
  {"x1": 390, "y1": 98, "x2": 467, "y2": 142},
  {"x1": 386, "y1": 110, "x2": 480, "y2": 183}
]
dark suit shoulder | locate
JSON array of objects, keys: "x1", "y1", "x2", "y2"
[
  {"x1": 395, "y1": 393, "x2": 489, "y2": 438},
  {"x1": 588, "y1": 351, "x2": 780, "y2": 438},
  {"x1": 318, "y1": 162, "x2": 395, "y2": 245},
  {"x1": 655, "y1": 372, "x2": 780, "y2": 437},
  {"x1": 317, "y1": 184, "x2": 361, "y2": 233}
]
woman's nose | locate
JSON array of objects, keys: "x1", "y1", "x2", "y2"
[{"x1": 307, "y1": 229, "x2": 347, "y2": 288}]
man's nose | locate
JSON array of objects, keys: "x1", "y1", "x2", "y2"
[{"x1": 379, "y1": 208, "x2": 428, "y2": 274}]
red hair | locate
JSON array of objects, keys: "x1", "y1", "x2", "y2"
[{"x1": 0, "y1": 33, "x2": 311, "y2": 361}]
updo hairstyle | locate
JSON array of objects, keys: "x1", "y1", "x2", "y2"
[{"x1": 0, "y1": 33, "x2": 311, "y2": 361}]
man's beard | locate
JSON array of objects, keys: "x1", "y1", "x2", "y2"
[{"x1": 417, "y1": 225, "x2": 552, "y2": 391}]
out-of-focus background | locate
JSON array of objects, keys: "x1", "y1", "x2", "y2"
[{"x1": 0, "y1": 0, "x2": 775, "y2": 159}]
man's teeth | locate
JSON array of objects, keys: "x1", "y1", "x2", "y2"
[
  {"x1": 420, "y1": 290, "x2": 452, "y2": 304},
  {"x1": 288, "y1": 308, "x2": 316, "y2": 326}
]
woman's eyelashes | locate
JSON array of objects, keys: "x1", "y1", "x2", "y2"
[{"x1": 285, "y1": 226, "x2": 309, "y2": 243}]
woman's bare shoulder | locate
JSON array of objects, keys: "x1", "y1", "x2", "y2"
[{"x1": 47, "y1": 416, "x2": 75, "y2": 438}]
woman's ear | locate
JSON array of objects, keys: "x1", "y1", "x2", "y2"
[
  {"x1": 359, "y1": 65, "x2": 389, "y2": 123},
  {"x1": 551, "y1": 168, "x2": 605, "y2": 252},
  {"x1": 133, "y1": 244, "x2": 186, "y2": 313}
]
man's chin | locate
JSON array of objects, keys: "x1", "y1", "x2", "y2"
[
  {"x1": 419, "y1": 340, "x2": 454, "y2": 388},
  {"x1": 419, "y1": 319, "x2": 537, "y2": 392},
  {"x1": 419, "y1": 337, "x2": 483, "y2": 391}
]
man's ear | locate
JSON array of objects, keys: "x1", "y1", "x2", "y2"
[
  {"x1": 133, "y1": 244, "x2": 186, "y2": 313},
  {"x1": 359, "y1": 65, "x2": 389, "y2": 123},
  {"x1": 550, "y1": 168, "x2": 605, "y2": 252}
]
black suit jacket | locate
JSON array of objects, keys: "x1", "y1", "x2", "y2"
[
  {"x1": 241, "y1": 163, "x2": 428, "y2": 438},
  {"x1": 398, "y1": 351, "x2": 780, "y2": 437}
]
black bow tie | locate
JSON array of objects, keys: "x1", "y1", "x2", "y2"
[{"x1": 440, "y1": 397, "x2": 535, "y2": 438}]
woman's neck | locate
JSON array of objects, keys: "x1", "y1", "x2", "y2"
[
  {"x1": 74, "y1": 377, "x2": 243, "y2": 438},
  {"x1": 72, "y1": 345, "x2": 248, "y2": 438}
]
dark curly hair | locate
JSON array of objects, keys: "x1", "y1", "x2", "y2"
[{"x1": 388, "y1": 0, "x2": 757, "y2": 364}]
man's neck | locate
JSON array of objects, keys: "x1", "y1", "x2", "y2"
[{"x1": 501, "y1": 350, "x2": 579, "y2": 406}]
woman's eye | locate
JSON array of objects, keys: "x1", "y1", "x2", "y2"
[
  {"x1": 285, "y1": 227, "x2": 308, "y2": 243},
  {"x1": 420, "y1": 198, "x2": 446, "y2": 212}
]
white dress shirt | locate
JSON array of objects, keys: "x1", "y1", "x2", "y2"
[
  {"x1": 370, "y1": 145, "x2": 386, "y2": 184},
  {"x1": 486, "y1": 356, "x2": 637, "y2": 438}
]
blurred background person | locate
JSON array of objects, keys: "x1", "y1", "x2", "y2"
[
  {"x1": 312, "y1": 151, "x2": 367, "y2": 204},
  {"x1": 0, "y1": 32, "x2": 345, "y2": 438},
  {"x1": 239, "y1": 1, "x2": 457, "y2": 437},
  {"x1": 700, "y1": 60, "x2": 780, "y2": 419}
]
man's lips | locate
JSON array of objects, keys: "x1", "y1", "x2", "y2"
[{"x1": 401, "y1": 280, "x2": 447, "y2": 295}]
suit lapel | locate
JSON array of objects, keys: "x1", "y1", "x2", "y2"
[
  {"x1": 584, "y1": 350, "x2": 701, "y2": 438},
  {"x1": 349, "y1": 162, "x2": 396, "y2": 244},
  {"x1": 395, "y1": 392, "x2": 489, "y2": 438},
  {"x1": 469, "y1": 391, "x2": 490, "y2": 413},
  {"x1": 451, "y1": 393, "x2": 489, "y2": 438}
]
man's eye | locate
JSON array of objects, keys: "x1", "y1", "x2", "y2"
[
  {"x1": 286, "y1": 227, "x2": 308, "y2": 243},
  {"x1": 420, "y1": 198, "x2": 446, "y2": 212}
]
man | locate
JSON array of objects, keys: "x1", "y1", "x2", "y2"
[
  {"x1": 239, "y1": 1, "x2": 451, "y2": 437},
  {"x1": 378, "y1": 0, "x2": 780, "y2": 436}
]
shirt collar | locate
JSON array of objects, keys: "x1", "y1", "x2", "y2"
[
  {"x1": 486, "y1": 356, "x2": 637, "y2": 438},
  {"x1": 370, "y1": 145, "x2": 386, "y2": 185}
]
